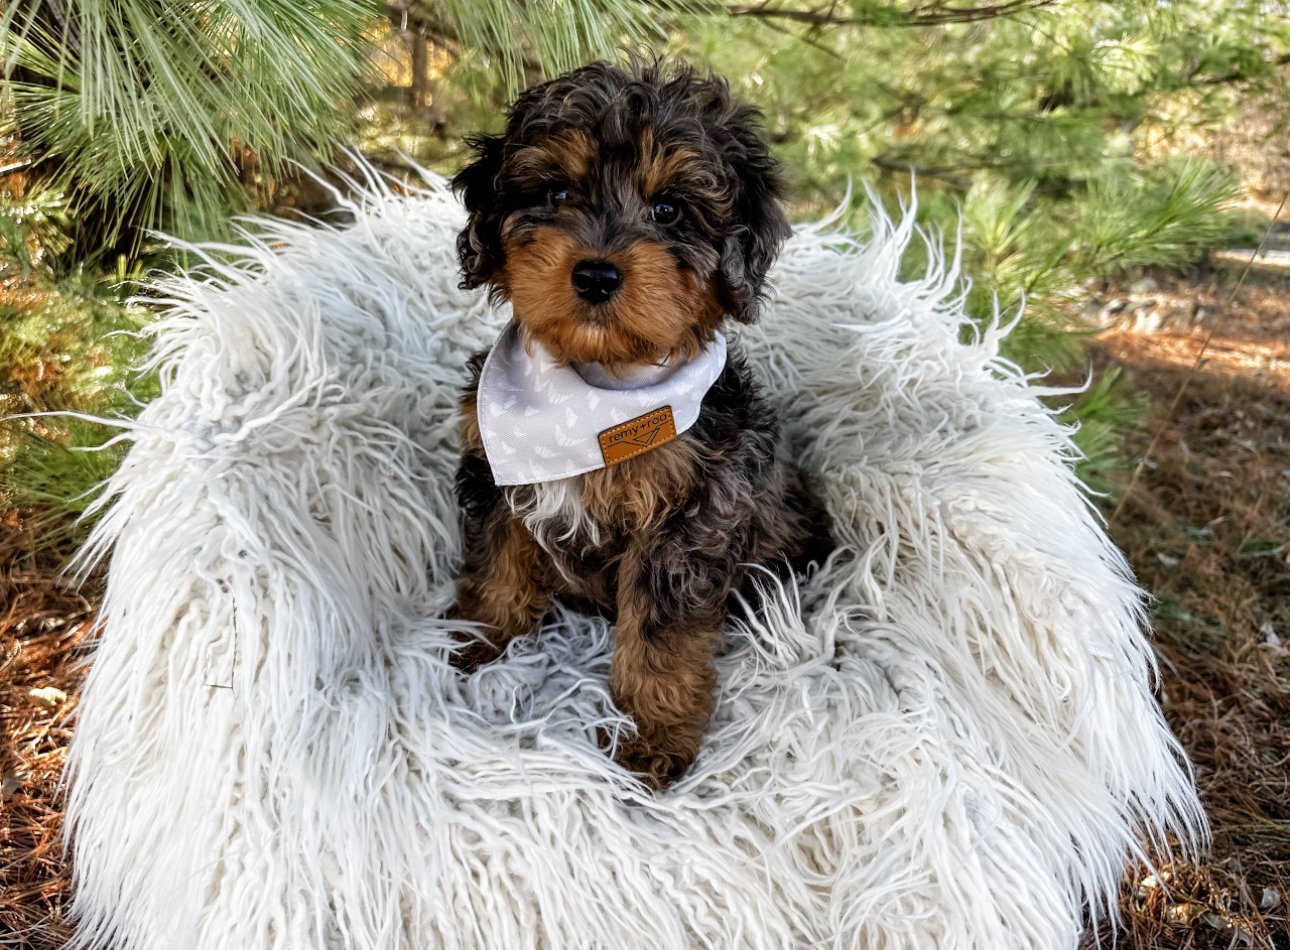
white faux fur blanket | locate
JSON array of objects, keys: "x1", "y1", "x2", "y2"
[{"x1": 64, "y1": 171, "x2": 1204, "y2": 950}]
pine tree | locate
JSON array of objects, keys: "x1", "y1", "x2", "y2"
[{"x1": 2, "y1": 1, "x2": 375, "y2": 262}]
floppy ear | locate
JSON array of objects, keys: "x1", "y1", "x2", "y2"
[
  {"x1": 452, "y1": 134, "x2": 506, "y2": 291},
  {"x1": 718, "y1": 110, "x2": 792, "y2": 324}
]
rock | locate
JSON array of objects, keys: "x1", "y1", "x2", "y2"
[
  {"x1": 28, "y1": 685, "x2": 67, "y2": 708},
  {"x1": 1261, "y1": 887, "x2": 1281, "y2": 911}
]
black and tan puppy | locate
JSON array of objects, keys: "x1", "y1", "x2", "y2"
[{"x1": 450, "y1": 60, "x2": 830, "y2": 788}]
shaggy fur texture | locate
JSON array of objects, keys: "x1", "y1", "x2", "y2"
[
  {"x1": 450, "y1": 62, "x2": 829, "y2": 786},
  {"x1": 62, "y1": 168, "x2": 1205, "y2": 950}
]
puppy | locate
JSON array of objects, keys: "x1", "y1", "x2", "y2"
[{"x1": 450, "y1": 60, "x2": 830, "y2": 789}]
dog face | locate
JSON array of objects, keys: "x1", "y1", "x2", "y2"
[{"x1": 453, "y1": 60, "x2": 790, "y2": 367}]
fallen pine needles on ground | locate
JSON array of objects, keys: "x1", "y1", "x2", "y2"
[{"x1": 0, "y1": 522, "x2": 94, "y2": 949}]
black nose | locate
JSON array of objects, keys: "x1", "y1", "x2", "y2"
[{"x1": 571, "y1": 259, "x2": 622, "y2": 304}]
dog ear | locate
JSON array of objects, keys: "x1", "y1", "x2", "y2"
[
  {"x1": 452, "y1": 133, "x2": 506, "y2": 291},
  {"x1": 719, "y1": 112, "x2": 792, "y2": 324}
]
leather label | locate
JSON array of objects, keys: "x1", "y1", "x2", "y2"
[{"x1": 598, "y1": 406, "x2": 677, "y2": 466}]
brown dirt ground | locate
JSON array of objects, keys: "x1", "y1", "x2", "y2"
[
  {"x1": 0, "y1": 523, "x2": 89, "y2": 950},
  {"x1": 1084, "y1": 259, "x2": 1290, "y2": 949},
  {"x1": 1, "y1": 262, "x2": 1288, "y2": 948}
]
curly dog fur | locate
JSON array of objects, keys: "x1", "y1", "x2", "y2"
[{"x1": 450, "y1": 60, "x2": 831, "y2": 788}]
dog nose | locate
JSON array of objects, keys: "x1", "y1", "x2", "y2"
[{"x1": 571, "y1": 260, "x2": 622, "y2": 304}]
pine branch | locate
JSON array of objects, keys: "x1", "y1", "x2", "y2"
[
  {"x1": 719, "y1": 0, "x2": 1058, "y2": 27},
  {"x1": 4, "y1": 0, "x2": 376, "y2": 259},
  {"x1": 1189, "y1": 51, "x2": 1290, "y2": 87},
  {"x1": 869, "y1": 154, "x2": 971, "y2": 188}
]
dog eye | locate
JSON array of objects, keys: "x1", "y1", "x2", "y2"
[
  {"x1": 651, "y1": 198, "x2": 680, "y2": 225},
  {"x1": 549, "y1": 185, "x2": 572, "y2": 205}
]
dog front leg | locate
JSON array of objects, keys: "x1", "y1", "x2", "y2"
[
  {"x1": 450, "y1": 509, "x2": 550, "y2": 671},
  {"x1": 609, "y1": 552, "x2": 724, "y2": 789}
]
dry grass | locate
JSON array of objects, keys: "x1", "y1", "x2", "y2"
[{"x1": 1, "y1": 264, "x2": 1288, "y2": 948}]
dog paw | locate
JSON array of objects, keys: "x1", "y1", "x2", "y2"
[
  {"x1": 610, "y1": 735, "x2": 695, "y2": 790},
  {"x1": 448, "y1": 637, "x2": 502, "y2": 673}
]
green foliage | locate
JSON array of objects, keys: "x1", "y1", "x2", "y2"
[
  {"x1": 665, "y1": 0, "x2": 1283, "y2": 369},
  {"x1": 2, "y1": 0, "x2": 375, "y2": 260},
  {"x1": 1058, "y1": 366, "x2": 1148, "y2": 493},
  {"x1": 0, "y1": 187, "x2": 155, "y2": 546},
  {"x1": 0, "y1": 182, "x2": 71, "y2": 272},
  {"x1": 1072, "y1": 160, "x2": 1243, "y2": 274},
  {"x1": 400, "y1": 0, "x2": 696, "y2": 97},
  {"x1": 956, "y1": 157, "x2": 1242, "y2": 366},
  {"x1": 656, "y1": 0, "x2": 1283, "y2": 470}
]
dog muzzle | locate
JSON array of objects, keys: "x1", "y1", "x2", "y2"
[{"x1": 476, "y1": 321, "x2": 728, "y2": 486}]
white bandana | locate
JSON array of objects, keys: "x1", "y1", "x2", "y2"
[{"x1": 476, "y1": 322, "x2": 728, "y2": 486}]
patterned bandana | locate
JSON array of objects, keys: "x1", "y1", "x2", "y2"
[{"x1": 476, "y1": 321, "x2": 728, "y2": 486}]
